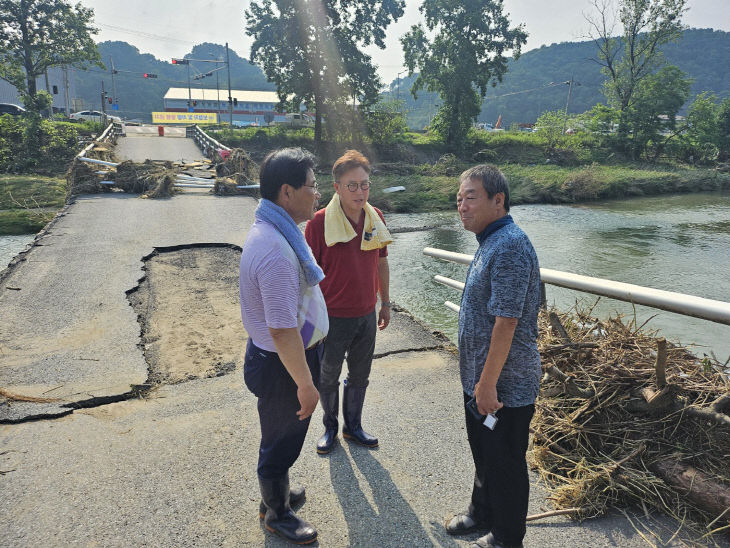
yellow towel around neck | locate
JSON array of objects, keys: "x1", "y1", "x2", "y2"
[{"x1": 324, "y1": 194, "x2": 393, "y2": 250}]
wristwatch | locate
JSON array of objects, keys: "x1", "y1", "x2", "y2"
[{"x1": 381, "y1": 301, "x2": 393, "y2": 308}]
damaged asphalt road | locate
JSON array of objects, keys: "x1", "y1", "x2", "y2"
[
  {"x1": 0, "y1": 193, "x2": 254, "y2": 423},
  {"x1": 0, "y1": 193, "x2": 692, "y2": 546}
]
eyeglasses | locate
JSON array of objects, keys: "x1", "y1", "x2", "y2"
[
  {"x1": 303, "y1": 182, "x2": 319, "y2": 192},
  {"x1": 343, "y1": 181, "x2": 371, "y2": 192}
]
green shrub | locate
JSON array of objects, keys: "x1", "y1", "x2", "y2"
[{"x1": 0, "y1": 117, "x2": 79, "y2": 174}]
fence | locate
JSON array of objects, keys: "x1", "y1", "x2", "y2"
[{"x1": 423, "y1": 247, "x2": 730, "y2": 326}]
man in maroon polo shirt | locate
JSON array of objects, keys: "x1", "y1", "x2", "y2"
[{"x1": 305, "y1": 149, "x2": 392, "y2": 454}]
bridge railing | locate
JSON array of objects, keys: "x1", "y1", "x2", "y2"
[
  {"x1": 188, "y1": 125, "x2": 231, "y2": 160},
  {"x1": 74, "y1": 120, "x2": 120, "y2": 160},
  {"x1": 423, "y1": 247, "x2": 730, "y2": 326}
]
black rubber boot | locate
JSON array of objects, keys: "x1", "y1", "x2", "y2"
[
  {"x1": 342, "y1": 380, "x2": 378, "y2": 448},
  {"x1": 258, "y1": 485, "x2": 305, "y2": 519},
  {"x1": 317, "y1": 389, "x2": 339, "y2": 454},
  {"x1": 259, "y1": 475, "x2": 317, "y2": 545}
]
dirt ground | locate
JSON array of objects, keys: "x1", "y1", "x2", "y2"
[{"x1": 127, "y1": 245, "x2": 246, "y2": 385}]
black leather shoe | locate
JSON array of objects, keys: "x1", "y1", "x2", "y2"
[
  {"x1": 342, "y1": 381, "x2": 378, "y2": 448},
  {"x1": 317, "y1": 427, "x2": 338, "y2": 454},
  {"x1": 472, "y1": 532, "x2": 523, "y2": 548},
  {"x1": 259, "y1": 485, "x2": 305, "y2": 519},
  {"x1": 259, "y1": 475, "x2": 317, "y2": 544},
  {"x1": 446, "y1": 512, "x2": 490, "y2": 536}
]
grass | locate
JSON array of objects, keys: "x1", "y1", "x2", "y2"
[
  {"x1": 0, "y1": 175, "x2": 67, "y2": 235},
  {"x1": 205, "y1": 126, "x2": 730, "y2": 212},
  {"x1": 314, "y1": 162, "x2": 730, "y2": 214}
]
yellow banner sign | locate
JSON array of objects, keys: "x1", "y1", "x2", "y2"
[{"x1": 152, "y1": 112, "x2": 218, "y2": 124}]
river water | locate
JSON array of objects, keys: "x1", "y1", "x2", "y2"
[
  {"x1": 386, "y1": 191, "x2": 730, "y2": 362},
  {"x1": 0, "y1": 234, "x2": 34, "y2": 271},
  {"x1": 2, "y1": 192, "x2": 728, "y2": 360}
]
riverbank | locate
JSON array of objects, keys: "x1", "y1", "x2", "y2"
[
  {"x1": 319, "y1": 162, "x2": 730, "y2": 213},
  {"x1": 0, "y1": 174, "x2": 66, "y2": 235},
  {"x1": 210, "y1": 127, "x2": 730, "y2": 214}
]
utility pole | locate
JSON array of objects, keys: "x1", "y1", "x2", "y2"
[
  {"x1": 563, "y1": 76, "x2": 579, "y2": 134},
  {"x1": 101, "y1": 80, "x2": 107, "y2": 125},
  {"x1": 63, "y1": 65, "x2": 70, "y2": 116},
  {"x1": 110, "y1": 56, "x2": 117, "y2": 112},
  {"x1": 396, "y1": 70, "x2": 405, "y2": 102},
  {"x1": 226, "y1": 42, "x2": 233, "y2": 125},
  {"x1": 187, "y1": 61, "x2": 192, "y2": 112},
  {"x1": 209, "y1": 51, "x2": 221, "y2": 122}
]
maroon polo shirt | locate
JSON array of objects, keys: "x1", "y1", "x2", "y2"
[{"x1": 305, "y1": 207, "x2": 388, "y2": 318}]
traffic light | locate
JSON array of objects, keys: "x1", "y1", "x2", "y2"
[
  {"x1": 171, "y1": 58, "x2": 189, "y2": 65},
  {"x1": 108, "y1": 97, "x2": 112, "y2": 104},
  {"x1": 192, "y1": 101, "x2": 197, "y2": 107},
  {"x1": 233, "y1": 98, "x2": 238, "y2": 106},
  {"x1": 143, "y1": 73, "x2": 157, "y2": 78}
]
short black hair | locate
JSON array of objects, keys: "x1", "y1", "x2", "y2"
[
  {"x1": 259, "y1": 147, "x2": 316, "y2": 201},
  {"x1": 460, "y1": 164, "x2": 511, "y2": 212}
]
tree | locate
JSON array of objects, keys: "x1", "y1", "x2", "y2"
[
  {"x1": 586, "y1": 0, "x2": 687, "y2": 136},
  {"x1": 401, "y1": 0, "x2": 527, "y2": 147},
  {"x1": 626, "y1": 64, "x2": 690, "y2": 159},
  {"x1": 717, "y1": 97, "x2": 730, "y2": 160},
  {"x1": 0, "y1": 0, "x2": 101, "y2": 112},
  {"x1": 245, "y1": 0, "x2": 404, "y2": 144},
  {"x1": 364, "y1": 99, "x2": 408, "y2": 144}
]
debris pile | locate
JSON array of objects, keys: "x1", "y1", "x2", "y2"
[
  {"x1": 213, "y1": 148, "x2": 259, "y2": 196},
  {"x1": 531, "y1": 306, "x2": 730, "y2": 536},
  {"x1": 66, "y1": 156, "x2": 112, "y2": 198},
  {"x1": 115, "y1": 160, "x2": 178, "y2": 198}
]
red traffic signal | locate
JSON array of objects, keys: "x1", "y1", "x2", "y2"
[
  {"x1": 143, "y1": 73, "x2": 158, "y2": 79},
  {"x1": 171, "y1": 58, "x2": 189, "y2": 65},
  {"x1": 107, "y1": 97, "x2": 112, "y2": 104}
]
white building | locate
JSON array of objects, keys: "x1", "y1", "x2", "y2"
[
  {"x1": 0, "y1": 66, "x2": 77, "y2": 113},
  {"x1": 163, "y1": 87, "x2": 290, "y2": 125}
]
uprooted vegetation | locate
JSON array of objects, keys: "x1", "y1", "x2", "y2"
[
  {"x1": 66, "y1": 147, "x2": 261, "y2": 200},
  {"x1": 531, "y1": 305, "x2": 730, "y2": 539}
]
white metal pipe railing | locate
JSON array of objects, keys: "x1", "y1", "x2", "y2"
[{"x1": 424, "y1": 247, "x2": 730, "y2": 326}]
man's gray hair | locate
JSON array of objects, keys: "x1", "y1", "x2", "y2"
[{"x1": 460, "y1": 164, "x2": 510, "y2": 212}]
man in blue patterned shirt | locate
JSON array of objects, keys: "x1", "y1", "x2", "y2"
[{"x1": 446, "y1": 165, "x2": 541, "y2": 548}]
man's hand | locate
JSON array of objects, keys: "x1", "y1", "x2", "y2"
[
  {"x1": 474, "y1": 381, "x2": 503, "y2": 416},
  {"x1": 378, "y1": 305, "x2": 391, "y2": 330},
  {"x1": 296, "y1": 382, "x2": 319, "y2": 420}
]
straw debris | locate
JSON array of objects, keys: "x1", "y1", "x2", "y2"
[
  {"x1": 115, "y1": 160, "x2": 179, "y2": 198},
  {"x1": 66, "y1": 157, "x2": 112, "y2": 199},
  {"x1": 531, "y1": 305, "x2": 730, "y2": 536},
  {"x1": 213, "y1": 148, "x2": 260, "y2": 196}
]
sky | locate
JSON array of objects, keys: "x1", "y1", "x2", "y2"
[{"x1": 83, "y1": 0, "x2": 730, "y2": 84}]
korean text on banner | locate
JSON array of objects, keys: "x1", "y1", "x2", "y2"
[{"x1": 151, "y1": 112, "x2": 218, "y2": 124}]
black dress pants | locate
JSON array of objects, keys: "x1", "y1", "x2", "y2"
[
  {"x1": 243, "y1": 339, "x2": 322, "y2": 479},
  {"x1": 463, "y1": 392, "x2": 535, "y2": 546}
]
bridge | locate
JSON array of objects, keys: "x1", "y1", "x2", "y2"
[{"x1": 0, "y1": 124, "x2": 718, "y2": 546}]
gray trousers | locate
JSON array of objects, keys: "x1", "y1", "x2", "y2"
[{"x1": 319, "y1": 311, "x2": 377, "y2": 394}]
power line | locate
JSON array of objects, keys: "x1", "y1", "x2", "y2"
[{"x1": 97, "y1": 22, "x2": 195, "y2": 47}]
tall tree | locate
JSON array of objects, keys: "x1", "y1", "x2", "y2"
[
  {"x1": 586, "y1": 0, "x2": 687, "y2": 135},
  {"x1": 0, "y1": 0, "x2": 101, "y2": 111},
  {"x1": 401, "y1": 0, "x2": 527, "y2": 147},
  {"x1": 245, "y1": 0, "x2": 404, "y2": 144}
]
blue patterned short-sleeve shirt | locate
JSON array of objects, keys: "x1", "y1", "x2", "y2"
[{"x1": 458, "y1": 217, "x2": 541, "y2": 407}]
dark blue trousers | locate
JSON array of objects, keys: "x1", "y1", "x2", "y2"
[
  {"x1": 464, "y1": 392, "x2": 535, "y2": 546},
  {"x1": 243, "y1": 340, "x2": 322, "y2": 479}
]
